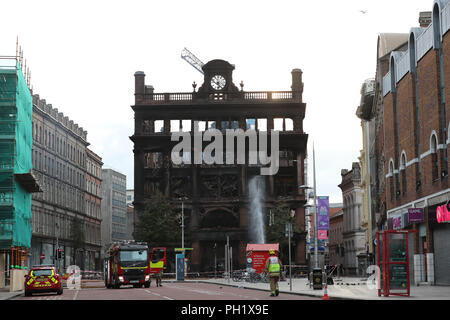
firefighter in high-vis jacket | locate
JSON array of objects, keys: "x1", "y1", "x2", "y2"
[{"x1": 265, "y1": 250, "x2": 283, "y2": 297}]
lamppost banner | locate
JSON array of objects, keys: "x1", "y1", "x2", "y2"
[
  {"x1": 317, "y1": 196, "x2": 329, "y2": 230},
  {"x1": 318, "y1": 230, "x2": 328, "y2": 240}
]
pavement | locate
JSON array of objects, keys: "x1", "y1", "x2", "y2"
[
  {"x1": 1, "y1": 276, "x2": 449, "y2": 300},
  {"x1": 197, "y1": 276, "x2": 450, "y2": 300}
]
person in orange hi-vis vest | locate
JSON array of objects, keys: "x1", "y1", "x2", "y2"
[{"x1": 265, "y1": 250, "x2": 283, "y2": 297}]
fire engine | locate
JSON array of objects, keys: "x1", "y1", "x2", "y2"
[{"x1": 104, "y1": 240, "x2": 166, "y2": 289}]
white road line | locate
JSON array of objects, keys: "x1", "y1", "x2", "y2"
[
  {"x1": 145, "y1": 289, "x2": 174, "y2": 300},
  {"x1": 166, "y1": 284, "x2": 257, "y2": 299}
]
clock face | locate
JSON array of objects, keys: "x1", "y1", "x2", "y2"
[{"x1": 210, "y1": 75, "x2": 226, "y2": 90}]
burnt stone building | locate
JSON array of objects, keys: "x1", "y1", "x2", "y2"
[{"x1": 130, "y1": 59, "x2": 309, "y2": 272}]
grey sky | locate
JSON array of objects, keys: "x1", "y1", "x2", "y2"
[{"x1": 0, "y1": 0, "x2": 430, "y2": 202}]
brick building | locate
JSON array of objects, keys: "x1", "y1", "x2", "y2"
[
  {"x1": 328, "y1": 207, "x2": 344, "y2": 270},
  {"x1": 377, "y1": 1, "x2": 450, "y2": 285}
]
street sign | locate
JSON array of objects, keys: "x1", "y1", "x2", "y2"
[
  {"x1": 40, "y1": 254, "x2": 45, "y2": 260},
  {"x1": 174, "y1": 248, "x2": 193, "y2": 252},
  {"x1": 285, "y1": 223, "x2": 293, "y2": 238}
]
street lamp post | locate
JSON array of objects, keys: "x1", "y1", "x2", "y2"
[
  {"x1": 55, "y1": 222, "x2": 59, "y2": 273},
  {"x1": 299, "y1": 143, "x2": 321, "y2": 289},
  {"x1": 178, "y1": 197, "x2": 188, "y2": 252},
  {"x1": 181, "y1": 201, "x2": 184, "y2": 251},
  {"x1": 178, "y1": 197, "x2": 188, "y2": 280},
  {"x1": 288, "y1": 220, "x2": 292, "y2": 292},
  {"x1": 312, "y1": 144, "x2": 319, "y2": 270}
]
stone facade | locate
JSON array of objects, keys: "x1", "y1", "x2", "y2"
[
  {"x1": 30, "y1": 95, "x2": 102, "y2": 271},
  {"x1": 338, "y1": 163, "x2": 367, "y2": 276},
  {"x1": 101, "y1": 169, "x2": 127, "y2": 250}
]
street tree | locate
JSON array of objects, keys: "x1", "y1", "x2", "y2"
[
  {"x1": 265, "y1": 201, "x2": 303, "y2": 260},
  {"x1": 134, "y1": 191, "x2": 181, "y2": 248}
]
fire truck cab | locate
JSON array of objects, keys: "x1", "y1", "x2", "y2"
[{"x1": 104, "y1": 241, "x2": 151, "y2": 289}]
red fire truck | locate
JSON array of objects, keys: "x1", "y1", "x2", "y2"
[
  {"x1": 149, "y1": 247, "x2": 166, "y2": 275},
  {"x1": 104, "y1": 241, "x2": 167, "y2": 289}
]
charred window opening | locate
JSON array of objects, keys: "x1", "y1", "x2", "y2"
[{"x1": 201, "y1": 210, "x2": 238, "y2": 228}]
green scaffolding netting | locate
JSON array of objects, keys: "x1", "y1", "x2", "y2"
[{"x1": 0, "y1": 59, "x2": 33, "y2": 250}]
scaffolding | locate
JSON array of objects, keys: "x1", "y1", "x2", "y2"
[{"x1": 0, "y1": 55, "x2": 33, "y2": 257}]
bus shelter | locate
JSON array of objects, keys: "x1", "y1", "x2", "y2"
[{"x1": 377, "y1": 230, "x2": 415, "y2": 297}]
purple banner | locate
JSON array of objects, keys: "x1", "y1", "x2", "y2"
[
  {"x1": 317, "y1": 196, "x2": 329, "y2": 230},
  {"x1": 408, "y1": 208, "x2": 424, "y2": 223}
]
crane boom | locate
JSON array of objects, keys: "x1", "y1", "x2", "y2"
[{"x1": 181, "y1": 47, "x2": 205, "y2": 74}]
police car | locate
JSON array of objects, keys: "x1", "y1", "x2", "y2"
[{"x1": 24, "y1": 265, "x2": 63, "y2": 296}]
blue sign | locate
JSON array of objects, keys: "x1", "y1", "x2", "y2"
[
  {"x1": 176, "y1": 253, "x2": 184, "y2": 281},
  {"x1": 309, "y1": 246, "x2": 325, "y2": 252}
]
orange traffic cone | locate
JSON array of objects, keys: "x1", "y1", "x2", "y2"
[{"x1": 322, "y1": 283, "x2": 330, "y2": 300}]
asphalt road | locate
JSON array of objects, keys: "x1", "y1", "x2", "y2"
[{"x1": 14, "y1": 281, "x2": 320, "y2": 300}]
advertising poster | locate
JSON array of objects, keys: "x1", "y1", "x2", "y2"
[{"x1": 317, "y1": 196, "x2": 329, "y2": 230}]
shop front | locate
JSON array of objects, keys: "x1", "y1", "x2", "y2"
[{"x1": 428, "y1": 202, "x2": 450, "y2": 285}]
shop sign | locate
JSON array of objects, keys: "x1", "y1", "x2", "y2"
[
  {"x1": 436, "y1": 203, "x2": 450, "y2": 224},
  {"x1": 408, "y1": 208, "x2": 424, "y2": 223}
]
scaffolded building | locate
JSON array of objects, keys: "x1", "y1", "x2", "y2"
[{"x1": 0, "y1": 56, "x2": 40, "y2": 277}]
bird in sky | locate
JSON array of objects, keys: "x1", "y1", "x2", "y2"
[{"x1": 360, "y1": 10, "x2": 367, "y2": 14}]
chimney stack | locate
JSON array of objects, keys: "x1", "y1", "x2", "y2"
[
  {"x1": 419, "y1": 11, "x2": 432, "y2": 28},
  {"x1": 291, "y1": 68, "x2": 304, "y2": 102}
]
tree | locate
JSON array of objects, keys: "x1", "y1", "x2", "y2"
[
  {"x1": 265, "y1": 201, "x2": 303, "y2": 261},
  {"x1": 133, "y1": 191, "x2": 181, "y2": 247}
]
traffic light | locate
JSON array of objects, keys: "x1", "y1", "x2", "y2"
[{"x1": 57, "y1": 248, "x2": 63, "y2": 259}]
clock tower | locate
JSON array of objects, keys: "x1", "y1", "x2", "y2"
[{"x1": 196, "y1": 59, "x2": 240, "y2": 97}]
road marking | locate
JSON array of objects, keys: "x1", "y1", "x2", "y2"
[
  {"x1": 144, "y1": 289, "x2": 174, "y2": 300},
  {"x1": 73, "y1": 289, "x2": 79, "y2": 300},
  {"x1": 165, "y1": 284, "x2": 257, "y2": 299}
]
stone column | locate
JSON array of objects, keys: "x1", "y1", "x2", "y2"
[
  {"x1": 239, "y1": 206, "x2": 248, "y2": 228},
  {"x1": 239, "y1": 241, "x2": 247, "y2": 269}
]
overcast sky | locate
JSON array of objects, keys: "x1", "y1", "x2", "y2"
[{"x1": 0, "y1": 0, "x2": 431, "y2": 203}]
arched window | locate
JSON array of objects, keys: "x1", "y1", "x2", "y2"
[
  {"x1": 431, "y1": 134, "x2": 439, "y2": 180},
  {"x1": 409, "y1": 32, "x2": 417, "y2": 73},
  {"x1": 433, "y1": 3, "x2": 442, "y2": 49},
  {"x1": 390, "y1": 56, "x2": 396, "y2": 92},
  {"x1": 401, "y1": 153, "x2": 407, "y2": 196},
  {"x1": 389, "y1": 160, "x2": 395, "y2": 201}
]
